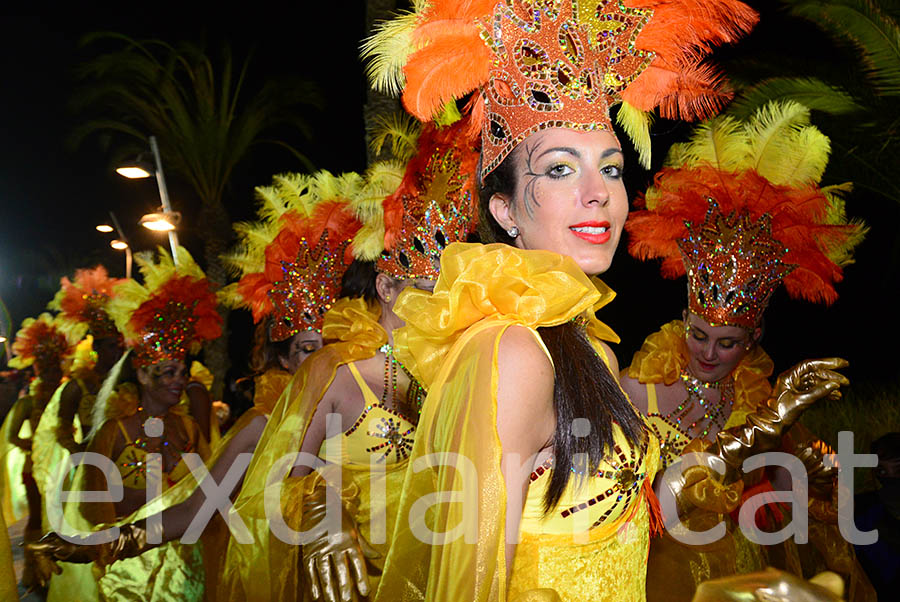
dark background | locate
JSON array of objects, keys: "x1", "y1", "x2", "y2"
[{"x1": 0, "y1": 4, "x2": 896, "y2": 390}]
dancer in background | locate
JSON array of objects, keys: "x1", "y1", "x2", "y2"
[
  {"x1": 2, "y1": 313, "x2": 75, "y2": 589},
  {"x1": 226, "y1": 115, "x2": 479, "y2": 602},
  {"x1": 620, "y1": 101, "x2": 873, "y2": 601}
]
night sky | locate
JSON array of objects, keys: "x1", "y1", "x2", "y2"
[{"x1": 0, "y1": 5, "x2": 897, "y2": 389}]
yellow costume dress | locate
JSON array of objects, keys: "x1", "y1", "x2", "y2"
[
  {"x1": 626, "y1": 320, "x2": 875, "y2": 602},
  {"x1": 376, "y1": 242, "x2": 660, "y2": 602},
  {"x1": 224, "y1": 297, "x2": 414, "y2": 602},
  {"x1": 47, "y1": 369, "x2": 211, "y2": 602}
]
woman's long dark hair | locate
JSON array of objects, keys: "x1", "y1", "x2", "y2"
[
  {"x1": 480, "y1": 151, "x2": 646, "y2": 513},
  {"x1": 340, "y1": 259, "x2": 379, "y2": 302}
]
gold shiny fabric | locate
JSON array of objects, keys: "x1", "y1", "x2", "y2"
[
  {"x1": 376, "y1": 242, "x2": 650, "y2": 602},
  {"x1": 221, "y1": 297, "x2": 389, "y2": 602}
]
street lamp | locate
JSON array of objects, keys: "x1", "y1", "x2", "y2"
[
  {"x1": 102, "y1": 211, "x2": 133, "y2": 279},
  {"x1": 116, "y1": 135, "x2": 179, "y2": 262},
  {"x1": 95, "y1": 224, "x2": 114, "y2": 233},
  {"x1": 139, "y1": 210, "x2": 181, "y2": 232},
  {"x1": 115, "y1": 155, "x2": 154, "y2": 180}
]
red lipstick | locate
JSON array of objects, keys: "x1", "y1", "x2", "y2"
[{"x1": 569, "y1": 221, "x2": 611, "y2": 244}]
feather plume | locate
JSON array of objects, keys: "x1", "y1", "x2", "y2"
[
  {"x1": 369, "y1": 113, "x2": 423, "y2": 162},
  {"x1": 615, "y1": 102, "x2": 653, "y2": 168},
  {"x1": 628, "y1": 101, "x2": 866, "y2": 305},
  {"x1": 361, "y1": 8, "x2": 422, "y2": 96}
]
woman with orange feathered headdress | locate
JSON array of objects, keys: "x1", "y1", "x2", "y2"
[
  {"x1": 618, "y1": 101, "x2": 874, "y2": 601},
  {"x1": 360, "y1": 1, "x2": 769, "y2": 600},
  {"x1": 27, "y1": 246, "x2": 221, "y2": 602}
]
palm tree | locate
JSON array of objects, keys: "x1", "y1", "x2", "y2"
[
  {"x1": 725, "y1": 0, "x2": 900, "y2": 205},
  {"x1": 71, "y1": 32, "x2": 322, "y2": 397}
]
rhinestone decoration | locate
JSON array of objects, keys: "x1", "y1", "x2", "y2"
[
  {"x1": 478, "y1": 0, "x2": 655, "y2": 176},
  {"x1": 377, "y1": 146, "x2": 475, "y2": 280},
  {"x1": 267, "y1": 230, "x2": 348, "y2": 341},
  {"x1": 679, "y1": 199, "x2": 795, "y2": 329},
  {"x1": 366, "y1": 416, "x2": 415, "y2": 463}
]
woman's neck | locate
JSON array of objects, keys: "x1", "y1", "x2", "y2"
[{"x1": 139, "y1": 393, "x2": 171, "y2": 417}]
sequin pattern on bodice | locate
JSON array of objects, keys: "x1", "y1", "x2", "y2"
[
  {"x1": 114, "y1": 419, "x2": 195, "y2": 490},
  {"x1": 318, "y1": 362, "x2": 416, "y2": 466}
]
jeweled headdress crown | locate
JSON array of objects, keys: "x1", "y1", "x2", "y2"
[
  {"x1": 373, "y1": 118, "x2": 480, "y2": 280},
  {"x1": 364, "y1": 0, "x2": 757, "y2": 174},
  {"x1": 48, "y1": 265, "x2": 124, "y2": 340},
  {"x1": 628, "y1": 101, "x2": 867, "y2": 328},
  {"x1": 8, "y1": 313, "x2": 77, "y2": 374},
  {"x1": 108, "y1": 246, "x2": 222, "y2": 367},
  {"x1": 223, "y1": 169, "x2": 402, "y2": 338}
]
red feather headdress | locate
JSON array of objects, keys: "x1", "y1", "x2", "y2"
[
  {"x1": 9, "y1": 313, "x2": 77, "y2": 375},
  {"x1": 49, "y1": 265, "x2": 125, "y2": 339},
  {"x1": 224, "y1": 172, "x2": 365, "y2": 339},
  {"x1": 627, "y1": 102, "x2": 867, "y2": 328},
  {"x1": 109, "y1": 247, "x2": 222, "y2": 367}
]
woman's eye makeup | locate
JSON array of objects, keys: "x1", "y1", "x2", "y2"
[
  {"x1": 600, "y1": 163, "x2": 624, "y2": 179},
  {"x1": 300, "y1": 344, "x2": 317, "y2": 354},
  {"x1": 544, "y1": 162, "x2": 574, "y2": 178}
]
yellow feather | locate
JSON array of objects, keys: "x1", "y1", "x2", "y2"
[
  {"x1": 615, "y1": 102, "x2": 653, "y2": 168},
  {"x1": 369, "y1": 113, "x2": 422, "y2": 162},
  {"x1": 743, "y1": 101, "x2": 812, "y2": 181},
  {"x1": 361, "y1": 10, "x2": 422, "y2": 97},
  {"x1": 667, "y1": 113, "x2": 747, "y2": 172}
]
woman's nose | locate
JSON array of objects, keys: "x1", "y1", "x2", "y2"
[
  {"x1": 582, "y1": 169, "x2": 610, "y2": 207},
  {"x1": 702, "y1": 341, "x2": 717, "y2": 360}
]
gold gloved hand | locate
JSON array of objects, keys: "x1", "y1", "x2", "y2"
[
  {"x1": 296, "y1": 478, "x2": 377, "y2": 602},
  {"x1": 25, "y1": 521, "x2": 158, "y2": 586},
  {"x1": 691, "y1": 567, "x2": 844, "y2": 601},
  {"x1": 709, "y1": 358, "x2": 848, "y2": 485},
  {"x1": 794, "y1": 439, "x2": 838, "y2": 500}
]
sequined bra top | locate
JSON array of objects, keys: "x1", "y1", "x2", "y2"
[
  {"x1": 114, "y1": 417, "x2": 195, "y2": 490},
  {"x1": 317, "y1": 362, "x2": 416, "y2": 466}
]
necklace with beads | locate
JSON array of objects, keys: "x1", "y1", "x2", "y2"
[
  {"x1": 671, "y1": 369, "x2": 734, "y2": 440},
  {"x1": 379, "y1": 344, "x2": 427, "y2": 421}
]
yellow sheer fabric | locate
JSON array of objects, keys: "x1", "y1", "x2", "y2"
[
  {"x1": 376, "y1": 242, "x2": 648, "y2": 602},
  {"x1": 220, "y1": 297, "x2": 389, "y2": 602},
  {"x1": 46, "y1": 352, "x2": 211, "y2": 602},
  {"x1": 0, "y1": 510, "x2": 15, "y2": 601},
  {"x1": 0, "y1": 396, "x2": 31, "y2": 526}
]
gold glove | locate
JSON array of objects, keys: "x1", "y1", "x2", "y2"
[
  {"x1": 794, "y1": 439, "x2": 838, "y2": 501},
  {"x1": 691, "y1": 567, "x2": 844, "y2": 601},
  {"x1": 25, "y1": 522, "x2": 157, "y2": 586},
  {"x1": 291, "y1": 476, "x2": 376, "y2": 602},
  {"x1": 708, "y1": 358, "x2": 848, "y2": 485}
]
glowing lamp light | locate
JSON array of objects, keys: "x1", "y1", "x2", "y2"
[
  {"x1": 96, "y1": 224, "x2": 114, "y2": 233},
  {"x1": 116, "y1": 165, "x2": 151, "y2": 180},
  {"x1": 110, "y1": 239, "x2": 129, "y2": 250},
  {"x1": 140, "y1": 212, "x2": 180, "y2": 232},
  {"x1": 0, "y1": 335, "x2": 6, "y2": 344}
]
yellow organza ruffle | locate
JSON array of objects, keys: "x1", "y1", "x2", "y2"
[
  {"x1": 394, "y1": 242, "x2": 618, "y2": 388},
  {"x1": 626, "y1": 319, "x2": 774, "y2": 421},
  {"x1": 220, "y1": 297, "x2": 387, "y2": 602},
  {"x1": 377, "y1": 243, "x2": 626, "y2": 602}
]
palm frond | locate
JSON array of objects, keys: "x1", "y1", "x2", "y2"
[
  {"x1": 728, "y1": 76, "x2": 864, "y2": 119},
  {"x1": 786, "y1": 0, "x2": 900, "y2": 96}
]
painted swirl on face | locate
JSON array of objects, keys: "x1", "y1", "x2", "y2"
[{"x1": 520, "y1": 140, "x2": 546, "y2": 218}]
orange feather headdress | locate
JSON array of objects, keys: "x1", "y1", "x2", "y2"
[
  {"x1": 626, "y1": 101, "x2": 867, "y2": 328},
  {"x1": 8, "y1": 313, "x2": 77, "y2": 375},
  {"x1": 222, "y1": 171, "x2": 377, "y2": 340},
  {"x1": 364, "y1": 0, "x2": 758, "y2": 175},
  {"x1": 48, "y1": 265, "x2": 125, "y2": 340},
  {"x1": 108, "y1": 247, "x2": 222, "y2": 368}
]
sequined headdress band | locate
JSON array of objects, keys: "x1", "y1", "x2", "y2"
[{"x1": 363, "y1": 0, "x2": 758, "y2": 175}]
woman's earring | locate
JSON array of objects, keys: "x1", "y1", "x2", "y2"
[
  {"x1": 385, "y1": 295, "x2": 392, "y2": 303},
  {"x1": 507, "y1": 226, "x2": 519, "y2": 238}
]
